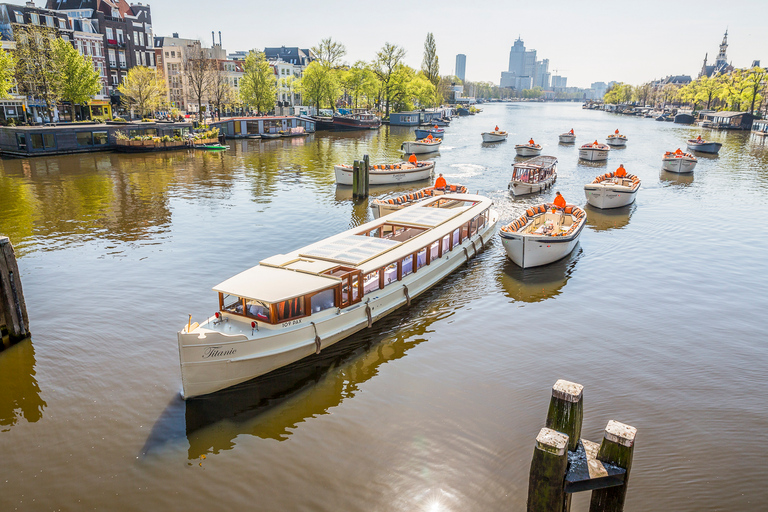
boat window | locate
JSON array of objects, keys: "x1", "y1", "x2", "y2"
[
  {"x1": 309, "y1": 288, "x2": 335, "y2": 313},
  {"x1": 277, "y1": 296, "x2": 304, "y2": 321},
  {"x1": 430, "y1": 240, "x2": 439, "y2": 260},
  {"x1": 416, "y1": 248, "x2": 427, "y2": 270},
  {"x1": 384, "y1": 262, "x2": 398, "y2": 285},
  {"x1": 442, "y1": 234, "x2": 450, "y2": 254},
  {"x1": 364, "y1": 270, "x2": 380, "y2": 294},
  {"x1": 221, "y1": 293, "x2": 243, "y2": 314},
  {"x1": 452, "y1": 228, "x2": 460, "y2": 246},
  {"x1": 470, "y1": 216, "x2": 479, "y2": 236},
  {"x1": 401, "y1": 255, "x2": 414, "y2": 277},
  {"x1": 245, "y1": 299, "x2": 270, "y2": 321}
]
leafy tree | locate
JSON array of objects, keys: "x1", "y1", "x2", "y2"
[
  {"x1": 695, "y1": 75, "x2": 723, "y2": 110},
  {"x1": 118, "y1": 66, "x2": 168, "y2": 118},
  {"x1": 387, "y1": 64, "x2": 415, "y2": 112},
  {"x1": 297, "y1": 61, "x2": 326, "y2": 112},
  {"x1": 14, "y1": 25, "x2": 61, "y2": 121},
  {"x1": 239, "y1": 51, "x2": 277, "y2": 114},
  {"x1": 0, "y1": 48, "x2": 16, "y2": 99},
  {"x1": 372, "y1": 43, "x2": 406, "y2": 117},
  {"x1": 208, "y1": 62, "x2": 236, "y2": 118},
  {"x1": 184, "y1": 44, "x2": 215, "y2": 121},
  {"x1": 409, "y1": 72, "x2": 437, "y2": 108},
  {"x1": 53, "y1": 38, "x2": 101, "y2": 119},
  {"x1": 343, "y1": 61, "x2": 377, "y2": 109},
  {"x1": 743, "y1": 66, "x2": 767, "y2": 114},
  {"x1": 312, "y1": 37, "x2": 347, "y2": 69},
  {"x1": 437, "y1": 75, "x2": 461, "y2": 104},
  {"x1": 421, "y1": 33, "x2": 439, "y2": 87}
]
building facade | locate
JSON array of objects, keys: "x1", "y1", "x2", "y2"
[{"x1": 455, "y1": 54, "x2": 466, "y2": 82}]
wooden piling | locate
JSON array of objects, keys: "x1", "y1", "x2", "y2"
[
  {"x1": 352, "y1": 160, "x2": 360, "y2": 198},
  {"x1": 527, "y1": 427, "x2": 569, "y2": 512},
  {"x1": 362, "y1": 154, "x2": 370, "y2": 197},
  {"x1": 0, "y1": 236, "x2": 30, "y2": 342},
  {"x1": 546, "y1": 379, "x2": 584, "y2": 452},
  {"x1": 588, "y1": 420, "x2": 637, "y2": 512}
]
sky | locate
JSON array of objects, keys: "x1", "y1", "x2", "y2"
[{"x1": 16, "y1": 0, "x2": 768, "y2": 88}]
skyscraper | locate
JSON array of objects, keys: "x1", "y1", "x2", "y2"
[{"x1": 456, "y1": 54, "x2": 466, "y2": 82}]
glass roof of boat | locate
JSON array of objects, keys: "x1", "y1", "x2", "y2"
[
  {"x1": 300, "y1": 234, "x2": 399, "y2": 265},
  {"x1": 386, "y1": 205, "x2": 465, "y2": 227}
]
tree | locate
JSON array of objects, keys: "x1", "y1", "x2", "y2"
[
  {"x1": 53, "y1": 38, "x2": 101, "y2": 120},
  {"x1": 208, "y1": 62, "x2": 237, "y2": 118},
  {"x1": 695, "y1": 75, "x2": 723, "y2": 110},
  {"x1": 296, "y1": 61, "x2": 326, "y2": 112},
  {"x1": 372, "y1": 43, "x2": 406, "y2": 117},
  {"x1": 184, "y1": 44, "x2": 215, "y2": 121},
  {"x1": 239, "y1": 50, "x2": 277, "y2": 115},
  {"x1": 312, "y1": 37, "x2": 347, "y2": 69},
  {"x1": 743, "y1": 66, "x2": 767, "y2": 114},
  {"x1": 437, "y1": 75, "x2": 461, "y2": 104},
  {"x1": 421, "y1": 33, "x2": 439, "y2": 87},
  {"x1": 14, "y1": 25, "x2": 61, "y2": 121},
  {"x1": 409, "y1": 72, "x2": 437, "y2": 108},
  {"x1": 118, "y1": 66, "x2": 168, "y2": 118},
  {"x1": 0, "y1": 48, "x2": 16, "y2": 99}
]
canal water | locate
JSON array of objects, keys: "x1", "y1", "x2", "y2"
[{"x1": 1, "y1": 103, "x2": 766, "y2": 511}]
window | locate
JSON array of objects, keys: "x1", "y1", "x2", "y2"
[
  {"x1": 30, "y1": 13, "x2": 39, "y2": 24},
  {"x1": 110, "y1": 72, "x2": 117, "y2": 85},
  {"x1": 416, "y1": 248, "x2": 428, "y2": 270},
  {"x1": 108, "y1": 49, "x2": 116, "y2": 67},
  {"x1": 29, "y1": 133, "x2": 56, "y2": 150},
  {"x1": 430, "y1": 240, "x2": 440, "y2": 261},
  {"x1": 118, "y1": 50, "x2": 126, "y2": 67},
  {"x1": 93, "y1": 131, "x2": 108, "y2": 145},
  {"x1": 276, "y1": 297, "x2": 304, "y2": 321},
  {"x1": 133, "y1": 31, "x2": 139, "y2": 44},
  {"x1": 442, "y1": 234, "x2": 450, "y2": 254},
  {"x1": 45, "y1": 15, "x2": 54, "y2": 27},
  {"x1": 106, "y1": 27, "x2": 113, "y2": 40},
  {"x1": 245, "y1": 300, "x2": 270, "y2": 321},
  {"x1": 147, "y1": 52, "x2": 154, "y2": 66},
  {"x1": 401, "y1": 255, "x2": 414, "y2": 277},
  {"x1": 309, "y1": 289, "x2": 335, "y2": 313},
  {"x1": 16, "y1": 133, "x2": 27, "y2": 150},
  {"x1": 452, "y1": 228, "x2": 460, "y2": 246},
  {"x1": 76, "y1": 132, "x2": 93, "y2": 147},
  {"x1": 363, "y1": 271, "x2": 380, "y2": 295},
  {"x1": 14, "y1": 11, "x2": 23, "y2": 24},
  {"x1": 116, "y1": 29, "x2": 124, "y2": 44}
]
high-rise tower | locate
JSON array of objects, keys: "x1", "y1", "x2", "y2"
[{"x1": 455, "y1": 54, "x2": 466, "y2": 82}]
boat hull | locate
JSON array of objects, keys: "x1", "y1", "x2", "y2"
[
  {"x1": 332, "y1": 116, "x2": 381, "y2": 130},
  {"x1": 402, "y1": 140, "x2": 441, "y2": 154},
  {"x1": 515, "y1": 145, "x2": 542, "y2": 156},
  {"x1": 686, "y1": 141, "x2": 722, "y2": 154},
  {"x1": 178, "y1": 211, "x2": 499, "y2": 398},
  {"x1": 579, "y1": 147, "x2": 610, "y2": 161},
  {"x1": 500, "y1": 228, "x2": 582, "y2": 269},
  {"x1": 334, "y1": 162, "x2": 435, "y2": 185},
  {"x1": 415, "y1": 128, "x2": 444, "y2": 139},
  {"x1": 584, "y1": 184, "x2": 638, "y2": 209},
  {"x1": 559, "y1": 134, "x2": 576, "y2": 143},
  {"x1": 662, "y1": 157, "x2": 697, "y2": 173},
  {"x1": 509, "y1": 175, "x2": 556, "y2": 196},
  {"x1": 606, "y1": 137, "x2": 627, "y2": 146},
  {"x1": 482, "y1": 132, "x2": 508, "y2": 142}
]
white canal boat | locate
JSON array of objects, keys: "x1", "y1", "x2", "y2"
[
  {"x1": 584, "y1": 170, "x2": 640, "y2": 209},
  {"x1": 334, "y1": 161, "x2": 435, "y2": 185},
  {"x1": 515, "y1": 142, "x2": 543, "y2": 157},
  {"x1": 402, "y1": 138, "x2": 442, "y2": 154},
  {"x1": 661, "y1": 149, "x2": 698, "y2": 173},
  {"x1": 482, "y1": 130, "x2": 508, "y2": 143},
  {"x1": 499, "y1": 203, "x2": 586, "y2": 269},
  {"x1": 606, "y1": 133, "x2": 628, "y2": 146},
  {"x1": 579, "y1": 142, "x2": 611, "y2": 161},
  {"x1": 508, "y1": 155, "x2": 557, "y2": 196},
  {"x1": 370, "y1": 184, "x2": 468, "y2": 218},
  {"x1": 178, "y1": 194, "x2": 498, "y2": 398},
  {"x1": 686, "y1": 138, "x2": 722, "y2": 154},
  {"x1": 559, "y1": 131, "x2": 576, "y2": 143}
]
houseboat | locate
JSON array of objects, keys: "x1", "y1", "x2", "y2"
[
  {"x1": 584, "y1": 171, "x2": 640, "y2": 209},
  {"x1": 334, "y1": 160, "x2": 436, "y2": 185},
  {"x1": 370, "y1": 184, "x2": 468, "y2": 218},
  {"x1": 579, "y1": 142, "x2": 611, "y2": 161},
  {"x1": 508, "y1": 155, "x2": 557, "y2": 196},
  {"x1": 662, "y1": 149, "x2": 698, "y2": 173},
  {"x1": 402, "y1": 138, "x2": 441, "y2": 154},
  {"x1": 177, "y1": 193, "x2": 498, "y2": 398},
  {"x1": 332, "y1": 112, "x2": 381, "y2": 130},
  {"x1": 752, "y1": 120, "x2": 768, "y2": 137},
  {"x1": 499, "y1": 203, "x2": 586, "y2": 268}
]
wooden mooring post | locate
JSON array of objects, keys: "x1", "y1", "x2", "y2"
[
  {"x1": 527, "y1": 380, "x2": 637, "y2": 512},
  {"x1": 352, "y1": 155, "x2": 370, "y2": 200},
  {"x1": 0, "y1": 236, "x2": 30, "y2": 343}
]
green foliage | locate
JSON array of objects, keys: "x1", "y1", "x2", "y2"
[
  {"x1": 312, "y1": 38, "x2": 347, "y2": 69},
  {"x1": 52, "y1": 38, "x2": 100, "y2": 106},
  {"x1": 112, "y1": 116, "x2": 127, "y2": 122},
  {"x1": 0, "y1": 48, "x2": 16, "y2": 99},
  {"x1": 421, "y1": 33, "x2": 439, "y2": 86},
  {"x1": 373, "y1": 42, "x2": 407, "y2": 116},
  {"x1": 14, "y1": 25, "x2": 61, "y2": 120},
  {"x1": 118, "y1": 66, "x2": 168, "y2": 118},
  {"x1": 161, "y1": 135, "x2": 172, "y2": 142},
  {"x1": 239, "y1": 51, "x2": 277, "y2": 114},
  {"x1": 115, "y1": 130, "x2": 128, "y2": 140}
]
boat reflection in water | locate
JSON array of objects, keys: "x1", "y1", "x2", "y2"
[
  {"x1": 0, "y1": 341, "x2": 47, "y2": 431},
  {"x1": 584, "y1": 203, "x2": 635, "y2": 231},
  {"x1": 660, "y1": 170, "x2": 694, "y2": 187},
  {"x1": 576, "y1": 158, "x2": 608, "y2": 169},
  {"x1": 497, "y1": 248, "x2": 582, "y2": 303}
]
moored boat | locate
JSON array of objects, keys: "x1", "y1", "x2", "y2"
[
  {"x1": 662, "y1": 149, "x2": 698, "y2": 173},
  {"x1": 402, "y1": 138, "x2": 442, "y2": 154},
  {"x1": 415, "y1": 127, "x2": 445, "y2": 140},
  {"x1": 559, "y1": 130, "x2": 576, "y2": 143},
  {"x1": 482, "y1": 130, "x2": 508, "y2": 143},
  {"x1": 686, "y1": 137, "x2": 722, "y2": 154},
  {"x1": 334, "y1": 160, "x2": 435, "y2": 185},
  {"x1": 332, "y1": 112, "x2": 381, "y2": 130},
  {"x1": 579, "y1": 141, "x2": 611, "y2": 161},
  {"x1": 515, "y1": 139, "x2": 542, "y2": 157},
  {"x1": 178, "y1": 193, "x2": 498, "y2": 398},
  {"x1": 508, "y1": 155, "x2": 557, "y2": 196},
  {"x1": 751, "y1": 120, "x2": 768, "y2": 136},
  {"x1": 584, "y1": 166, "x2": 640, "y2": 209},
  {"x1": 370, "y1": 184, "x2": 468, "y2": 218},
  {"x1": 499, "y1": 202, "x2": 586, "y2": 268}
]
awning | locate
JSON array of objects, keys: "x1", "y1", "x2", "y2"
[{"x1": 213, "y1": 265, "x2": 339, "y2": 303}]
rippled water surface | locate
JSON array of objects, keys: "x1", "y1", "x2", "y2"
[{"x1": 1, "y1": 103, "x2": 767, "y2": 511}]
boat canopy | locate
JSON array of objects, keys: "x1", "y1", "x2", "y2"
[
  {"x1": 512, "y1": 155, "x2": 557, "y2": 182},
  {"x1": 213, "y1": 265, "x2": 339, "y2": 303}
]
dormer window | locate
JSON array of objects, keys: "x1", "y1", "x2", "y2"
[{"x1": 111, "y1": 8, "x2": 119, "y2": 17}]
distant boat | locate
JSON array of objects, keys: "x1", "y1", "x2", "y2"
[
  {"x1": 579, "y1": 142, "x2": 611, "y2": 161},
  {"x1": 606, "y1": 133, "x2": 627, "y2": 146},
  {"x1": 195, "y1": 143, "x2": 229, "y2": 150},
  {"x1": 514, "y1": 142, "x2": 542, "y2": 157},
  {"x1": 584, "y1": 171, "x2": 640, "y2": 209},
  {"x1": 481, "y1": 130, "x2": 508, "y2": 143},
  {"x1": 261, "y1": 132, "x2": 281, "y2": 139},
  {"x1": 674, "y1": 113, "x2": 695, "y2": 124},
  {"x1": 686, "y1": 138, "x2": 722, "y2": 154},
  {"x1": 415, "y1": 127, "x2": 445, "y2": 139},
  {"x1": 559, "y1": 132, "x2": 576, "y2": 143},
  {"x1": 508, "y1": 155, "x2": 557, "y2": 196},
  {"x1": 662, "y1": 150, "x2": 698, "y2": 173},
  {"x1": 332, "y1": 112, "x2": 381, "y2": 130},
  {"x1": 402, "y1": 138, "x2": 442, "y2": 154}
]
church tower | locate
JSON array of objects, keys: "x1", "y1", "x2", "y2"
[{"x1": 714, "y1": 30, "x2": 728, "y2": 70}]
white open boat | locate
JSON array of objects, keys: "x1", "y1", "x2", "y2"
[
  {"x1": 482, "y1": 131, "x2": 508, "y2": 143},
  {"x1": 515, "y1": 143, "x2": 543, "y2": 157},
  {"x1": 178, "y1": 193, "x2": 498, "y2": 398},
  {"x1": 584, "y1": 171, "x2": 640, "y2": 209},
  {"x1": 508, "y1": 155, "x2": 557, "y2": 196},
  {"x1": 499, "y1": 203, "x2": 586, "y2": 268},
  {"x1": 686, "y1": 138, "x2": 722, "y2": 154},
  {"x1": 579, "y1": 142, "x2": 611, "y2": 161},
  {"x1": 334, "y1": 161, "x2": 435, "y2": 185},
  {"x1": 606, "y1": 134, "x2": 628, "y2": 146},
  {"x1": 559, "y1": 132, "x2": 576, "y2": 143},
  {"x1": 402, "y1": 138, "x2": 442, "y2": 154},
  {"x1": 370, "y1": 184, "x2": 468, "y2": 218},
  {"x1": 662, "y1": 150, "x2": 697, "y2": 173}
]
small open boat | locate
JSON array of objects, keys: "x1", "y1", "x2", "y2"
[
  {"x1": 579, "y1": 142, "x2": 611, "y2": 161},
  {"x1": 402, "y1": 138, "x2": 442, "y2": 154},
  {"x1": 686, "y1": 138, "x2": 722, "y2": 154},
  {"x1": 261, "y1": 133, "x2": 281, "y2": 139},
  {"x1": 279, "y1": 127, "x2": 309, "y2": 137},
  {"x1": 415, "y1": 127, "x2": 445, "y2": 139},
  {"x1": 584, "y1": 171, "x2": 640, "y2": 209},
  {"x1": 499, "y1": 203, "x2": 586, "y2": 268},
  {"x1": 195, "y1": 143, "x2": 229, "y2": 150},
  {"x1": 515, "y1": 142, "x2": 542, "y2": 157},
  {"x1": 432, "y1": 118, "x2": 450, "y2": 127},
  {"x1": 370, "y1": 184, "x2": 468, "y2": 218},
  {"x1": 606, "y1": 133, "x2": 627, "y2": 146},
  {"x1": 482, "y1": 130, "x2": 508, "y2": 143},
  {"x1": 334, "y1": 161, "x2": 435, "y2": 185},
  {"x1": 559, "y1": 132, "x2": 576, "y2": 143},
  {"x1": 662, "y1": 150, "x2": 697, "y2": 173},
  {"x1": 508, "y1": 155, "x2": 557, "y2": 196}
]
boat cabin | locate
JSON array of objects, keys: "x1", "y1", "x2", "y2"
[
  {"x1": 752, "y1": 120, "x2": 768, "y2": 136},
  {"x1": 511, "y1": 155, "x2": 557, "y2": 183},
  {"x1": 213, "y1": 195, "x2": 492, "y2": 326}
]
